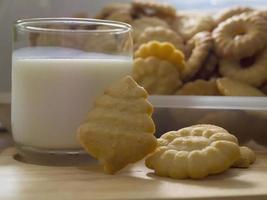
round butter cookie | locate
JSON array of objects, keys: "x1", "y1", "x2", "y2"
[
  {"x1": 215, "y1": 6, "x2": 254, "y2": 24},
  {"x1": 219, "y1": 48, "x2": 267, "y2": 87},
  {"x1": 182, "y1": 32, "x2": 213, "y2": 81},
  {"x1": 132, "y1": 0, "x2": 176, "y2": 19},
  {"x1": 195, "y1": 53, "x2": 218, "y2": 80},
  {"x1": 106, "y1": 10, "x2": 133, "y2": 24},
  {"x1": 135, "y1": 26, "x2": 185, "y2": 52},
  {"x1": 176, "y1": 79, "x2": 220, "y2": 96},
  {"x1": 131, "y1": 17, "x2": 169, "y2": 41},
  {"x1": 216, "y1": 77, "x2": 266, "y2": 96},
  {"x1": 172, "y1": 12, "x2": 215, "y2": 41},
  {"x1": 95, "y1": 3, "x2": 131, "y2": 19},
  {"x1": 213, "y1": 13, "x2": 267, "y2": 59}
]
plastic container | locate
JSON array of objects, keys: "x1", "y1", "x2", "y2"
[{"x1": 150, "y1": 96, "x2": 267, "y2": 150}]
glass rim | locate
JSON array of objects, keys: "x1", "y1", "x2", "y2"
[{"x1": 15, "y1": 18, "x2": 132, "y2": 34}]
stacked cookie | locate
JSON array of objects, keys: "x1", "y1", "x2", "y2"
[
  {"x1": 96, "y1": 1, "x2": 267, "y2": 96},
  {"x1": 133, "y1": 41, "x2": 185, "y2": 94}
]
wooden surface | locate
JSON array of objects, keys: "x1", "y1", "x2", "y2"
[{"x1": 0, "y1": 145, "x2": 267, "y2": 200}]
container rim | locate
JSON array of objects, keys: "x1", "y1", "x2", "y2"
[
  {"x1": 14, "y1": 18, "x2": 132, "y2": 34},
  {"x1": 149, "y1": 96, "x2": 267, "y2": 110},
  {"x1": 1, "y1": 93, "x2": 266, "y2": 110}
]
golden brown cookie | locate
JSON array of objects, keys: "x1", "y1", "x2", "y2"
[
  {"x1": 182, "y1": 32, "x2": 214, "y2": 81},
  {"x1": 95, "y1": 3, "x2": 131, "y2": 19},
  {"x1": 32, "y1": 24, "x2": 84, "y2": 49},
  {"x1": 219, "y1": 48, "x2": 267, "y2": 87},
  {"x1": 106, "y1": 10, "x2": 133, "y2": 24},
  {"x1": 29, "y1": 32, "x2": 40, "y2": 46},
  {"x1": 195, "y1": 53, "x2": 218, "y2": 80},
  {"x1": 232, "y1": 146, "x2": 256, "y2": 168},
  {"x1": 197, "y1": 111, "x2": 252, "y2": 144},
  {"x1": 213, "y1": 13, "x2": 267, "y2": 59},
  {"x1": 176, "y1": 79, "x2": 220, "y2": 96},
  {"x1": 256, "y1": 9, "x2": 267, "y2": 20},
  {"x1": 132, "y1": 0, "x2": 176, "y2": 20},
  {"x1": 133, "y1": 57, "x2": 182, "y2": 95},
  {"x1": 215, "y1": 6, "x2": 254, "y2": 24},
  {"x1": 172, "y1": 12, "x2": 215, "y2": 41},
  {"x1": 77, "y1": 76, "x2": 157, "y2": 174},
  {"x1": 83, "y1": 33, "x2": 117, "y2": 53},
  {"x1": 135, "y1": 41, "x2": 186, "y2": 72},
  {"x1": 145, "y1": 124, "x2": 240, "y2": 179},
  {"x1": 190, "y1": 124, "x2": 232, "y2": 136},
  {"x1": 131, "y1": 17, "x2": 170, "y2": 41},
  {"x1": 260, "y1": 82, "x2": 267, "y2": 94},
  {"x1": 216, "y1": 77, "x2": 266, "y2": 96},
  {"x1": 135, "y1": 26, "x2": 185, "y2": 52},
  {"x1": 72, "y1": 12, "x2": 88, "y2": 18}
]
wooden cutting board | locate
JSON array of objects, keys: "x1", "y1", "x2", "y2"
[{"x1": 0, "y1": 147, "x2": 267, "y2": 200}]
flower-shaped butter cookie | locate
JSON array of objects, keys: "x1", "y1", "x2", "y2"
[
  {"x1": 77, "y1": 76, "x2": 157, "y2": 174},
  {"x1": 135, "y1": 41, "x2": 186, "y2": 72},
  {"x1": 145, "y1": 124, "x2": 240, "y2": 179},
  {"x1": 133, "y1": 57, "x2": 182, "y2": 95}
]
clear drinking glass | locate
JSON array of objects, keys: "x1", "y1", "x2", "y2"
[{"x1": 12, "y1": 18, "x2": 133, "y2": 165}]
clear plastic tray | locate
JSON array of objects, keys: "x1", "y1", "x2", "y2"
[
  {"x1": 149, "y1": 96, "x2": 267, "y2": 151},
  {"x1": 1, "y1": 95, "x2": 267, "y2": 150}
]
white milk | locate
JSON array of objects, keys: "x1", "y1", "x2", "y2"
[{"x1": 12, "y1": 47, "x2": 132, "y2": 149}]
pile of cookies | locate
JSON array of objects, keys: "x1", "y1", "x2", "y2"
[
  {"x1": 96, "y1": 1, "x2": 267, "y2": 96},
  {"x1": 77, "y1": 76, "x2": 256, "y2": 179}
]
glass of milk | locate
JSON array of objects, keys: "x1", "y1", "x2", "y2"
[{"x1": 12, "y1": 18, "x2": 133, "y2": 165}]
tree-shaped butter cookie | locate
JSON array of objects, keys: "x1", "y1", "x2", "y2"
[{"x1": 77, "y1": 76, "x2": 157, "y2": 174}]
